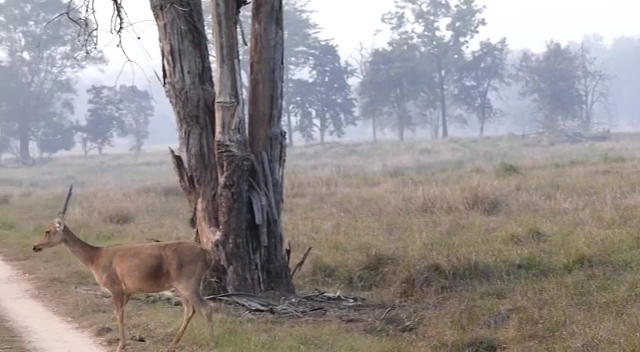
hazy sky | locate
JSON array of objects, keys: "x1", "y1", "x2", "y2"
[{"x1": 90, "y1": 0, "x2": 639, "y2": 77}]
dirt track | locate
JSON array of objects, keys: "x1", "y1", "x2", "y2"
[
  {"x1": 0, "y1": 313, "x2": 27, "y2": 352},
  {"x1": 0, "y1": 257, "x2": 104, "y2": 352}
]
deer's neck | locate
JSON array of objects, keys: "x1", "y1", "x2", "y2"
[{"x1": 61, "y1": 227, "x2": 101, "y2": 268}]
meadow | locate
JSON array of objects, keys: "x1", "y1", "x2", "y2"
[{"x1": 2, "y1": 133, "x2": 640, "y2": 351}]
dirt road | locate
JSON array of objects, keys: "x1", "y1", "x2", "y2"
[
  {"x1": 0, "y1": 257, "x2": 104, "y2": 352},
  {"x1": 0, "y1": 313, "x2": 27, "y2": 352}
]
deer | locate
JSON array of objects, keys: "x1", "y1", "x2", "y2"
[{"x1": 32, "y1": 185, "x2": 215, "y2": 352}]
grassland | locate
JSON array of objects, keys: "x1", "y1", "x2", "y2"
[{"x1": 2, "y1": 133, "x2": 640, "y2": 351}]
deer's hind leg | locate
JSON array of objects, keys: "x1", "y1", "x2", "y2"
[
  {"x1": 169, "y1": 284, "x2": 215, "y2": 350},
  {"x1": 168, "y1": 296, "x2": 195, "y2": 351},
  {"x1": 112, "y1": 290, "x2": 130, "y2": 352},
  {"x1": 188, "y1": 292, "x2": 214, "y2": 346}
]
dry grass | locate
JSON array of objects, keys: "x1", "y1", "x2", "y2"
[{"x1": 3, "y1": 134, "x2": 640, "y2": 350}]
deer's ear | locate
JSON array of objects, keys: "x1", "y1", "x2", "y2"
[{"x1": 54, "y1": 218, "x2": 65, "y2": 231}]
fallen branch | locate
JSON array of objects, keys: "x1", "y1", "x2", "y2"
[{"x1": 205, "y1": 292, "x2": 324, "y2": 315}]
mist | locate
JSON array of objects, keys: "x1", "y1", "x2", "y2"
[{"x1": 2, "y1": 0, "x2": 637, "y2": 157}]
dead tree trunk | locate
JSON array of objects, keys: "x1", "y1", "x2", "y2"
[
  {"x1": 150, "y1": 0, "x2": 294, "y2": 294},
  {"x1": 151, "y1": 0, "x2": 228, "y2": 291},
  {"x1": 248, "y1": 0, "x2": 295, "y2": 293}
]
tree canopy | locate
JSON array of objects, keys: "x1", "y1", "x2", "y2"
[{"x1": 0, "y1": 0, "x2": 105, "y2": 161}]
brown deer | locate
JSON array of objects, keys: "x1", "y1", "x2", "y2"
[{"x1": 32, "y1": 185, "x2": 215, "y2": 351}]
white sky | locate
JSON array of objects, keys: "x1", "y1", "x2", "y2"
[{"x1": 89, "y1": 0, "x2": 640, "y2": 78}]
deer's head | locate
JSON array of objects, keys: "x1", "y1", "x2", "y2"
[{"x1": 33, "y1": 185, "x2": 73, "y2": 253}]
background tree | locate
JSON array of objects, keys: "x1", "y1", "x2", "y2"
[
  {"x1": 297, "y1": 42, "x2": 356, "y2": 144},
  {"x1": 35, "y1": 117, "x2": 76, "y2": 158},
  {"x1": 517, "y1": 41, "x2": 583, "y2": 131},
  {"x1": 0, "y1": 0, "x2": 105, "y2": 162},
  {"x1": 0, "y1": 65, "x2": 14, "y2": 159},
  {"x1": 455, "y1": 38, "x2": 510, "y2": 136},
  {"x1": 383, "y1": 0, "x2": 487, "y2": 138},
  {"x1": 604, "y1": 36, "x2": 640, "y2": 129},
  {"x1": 358, "y1": 42, "x2": 424, "y2": 141},
  {"x1": 79, "y1": 85, "x2": 123, "y2": 155},
  {"x1": 0, "y1": 127, "x2": 10, "y2": 162},
  {"x1": 574, "y1": 44, "x2": 610, "y2": 131},
  {"x1": 350, "y1": 41, "x2": 379, "y2": 141},
  {"x1": 116, "y1": 85, "x2": 155, "y2": 153}
]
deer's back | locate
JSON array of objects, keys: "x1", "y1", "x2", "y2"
[{"x1": 94, "y1": 241, "x2": 210, "y2": 294}]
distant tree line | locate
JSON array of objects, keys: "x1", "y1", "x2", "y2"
[
  {"x1": 356, "y1": 0, "x2": 618, "y2": 140},
  {"x1": 1, "y1": 0, "x2": 639, "y2": 164},
  {"x1": 203, "y1": 0, "x2": 640, "y2": 142},
  {"x1": 0, "y1": 0, "x2": 154, "y2": 163}
]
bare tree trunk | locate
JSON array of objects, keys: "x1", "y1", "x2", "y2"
[
  {"x1": 18, "y1": 120, "x2": 30, "y2": 161},
  {"x1": 210, "y1": 0, "x2": 255, "y2": 293},
  {"x1": 396, "y1": 104, "x2": 406, "y2": 142},
  {"x1": 439, "y1": 87, "x2": 448, "y2": 139},
  {"x1": 479, "y1": 109, "x2": 485, "y2": 137},
  {"x1": 150, "y1": 0, "x2": 224, "y2": 288},
  {"x1": 248, "y1": 0, "x2": 295, "y2": 293},
  {"x1": 319, "y1": 116, "x2": 326, "y2": 145},
  {"x1": 371, "y1": 118, "x2": 377, "y2": 142},
  {"x1": 151, "y1": 0, "x2": 294, "y2": 294}
]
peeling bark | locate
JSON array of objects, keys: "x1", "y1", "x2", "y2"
[{"x1": 248, "y1": 0, "x2": 294, "y2": 294}]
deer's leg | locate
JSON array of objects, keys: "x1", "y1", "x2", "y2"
[
  {"x1": 192, "y1": 294, "x2": 214, "y2": 347},
  {"x1": 112, "y1": 291, "x2": 128, "y2": 352},
  {"x1": 168, "y1": 297, "x2": 195, "y2": 351}
]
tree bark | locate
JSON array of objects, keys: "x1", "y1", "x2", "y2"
[
  {"x1": 211, "y1": 0, "x2": 256, "y2": 293},
  {"x1": 150, "y1": 0, "x2": 294, "y2": 294},
  {"x1": 248, "y1": 0, "x2": 295, "y2": 293},
  {"x1": 150, "y1": 0, "x2": 225, "y2": 289}
]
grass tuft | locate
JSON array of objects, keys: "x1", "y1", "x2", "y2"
[{"x1": 495, "y1": 162, "x2": 520, "y2": 176}]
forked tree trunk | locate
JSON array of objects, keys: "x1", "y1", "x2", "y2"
[{"x1": 150, "y1": 0, "x2": 294, "y2": 294}]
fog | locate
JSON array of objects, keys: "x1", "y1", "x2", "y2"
[{"x1": 1, "y1": 0, "x2": 639, "y2": 157}]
